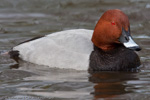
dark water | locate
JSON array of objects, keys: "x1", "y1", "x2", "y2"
[{"x1": 0, "y1": 0, "x2": 150, "y2": 100}]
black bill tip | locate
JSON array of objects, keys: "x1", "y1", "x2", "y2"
[{"x1": 128, "y1": 46, "x2": 141, "y2": 51}]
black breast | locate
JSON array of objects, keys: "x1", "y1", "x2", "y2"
[{"x1": 89, "y1": 45, "x2": 141, "y2": 72}]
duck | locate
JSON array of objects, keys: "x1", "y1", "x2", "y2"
[{"x1": 9, "y1": 9, "x2": 141, "y2": 71}]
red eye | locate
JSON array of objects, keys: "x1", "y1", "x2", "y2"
[{"x1": 111, "y1": 21, "x2": 115, "y2": 25}]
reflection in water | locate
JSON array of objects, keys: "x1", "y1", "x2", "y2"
[{"x1": 89, "y1": 72, "x2": 138, "y2": 99}]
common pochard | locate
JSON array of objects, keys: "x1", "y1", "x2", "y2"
[{"x1": 9, "y1": 9, "x2": 141, "y2": 71}]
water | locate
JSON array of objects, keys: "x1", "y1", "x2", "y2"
[{"x1": 0, "y1": 0, "x2": 150, "y2": 100}]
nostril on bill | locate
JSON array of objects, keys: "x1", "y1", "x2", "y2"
[{"x1": 125, "y1": 36, "x2": 129, "y2": 41}]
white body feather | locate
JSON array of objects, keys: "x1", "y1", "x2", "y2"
[{"x1": 13, "y1": 29, "x2": 94, "y2": 70}]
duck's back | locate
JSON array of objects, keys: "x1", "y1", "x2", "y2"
[{"x1": 13, "y1": 29, "x2": 93, "y2": 70}]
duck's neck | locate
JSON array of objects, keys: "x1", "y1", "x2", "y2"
[{"x1": 94, "y1": 44, "x2": 124, "y2": 53}]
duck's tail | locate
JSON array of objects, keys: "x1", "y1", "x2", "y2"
[
  {"x1": 9, "y1": 50, "x2": 20, "y2": 63},
  {"x1": 1, "y1": 50, "x2": 20, "y2": 63}
]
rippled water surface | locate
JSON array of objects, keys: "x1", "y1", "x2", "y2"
[{"x1": 0, "y1": 0, "x2": 150, "y2": 100}]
